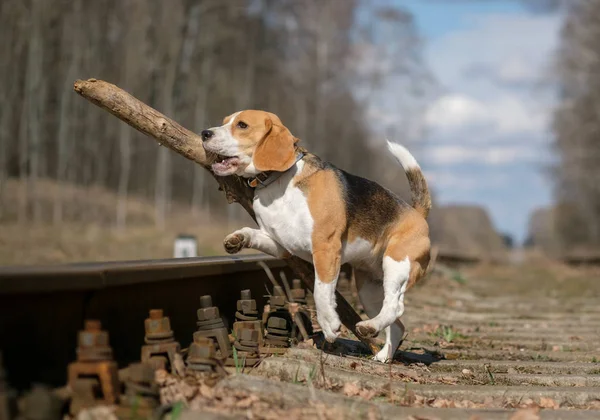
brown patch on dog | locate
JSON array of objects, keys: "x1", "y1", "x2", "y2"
[
  {"x1": 297, "y1": 168, "x2": 346, "y2": 283},
  {"x1": 384, "y1": 212, "x2": 431, "y2": 290},
  {"x1": 405, "y1": 168, "x2": 431, "y2": 219}
]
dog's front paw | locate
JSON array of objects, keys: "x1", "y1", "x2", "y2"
[
  {"x1": 318, "y1": 312, "x2": 341, "y2": 343},
  {"x1": 223, "y1": 231, "x2": 249, "y2": 254},
  {"x1": 355, "y1": 320, "x2": 380, "y2": 339}
]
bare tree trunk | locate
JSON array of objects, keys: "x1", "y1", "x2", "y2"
[
  {"x1": 54, "y1": 0, "x2": 82, "y2": 225},
  {"x1": 191, "y1": 55, "x2": 214, "y2": 216},
  {"x1": 116, "y1": 0, "x2": 147, "y2": 231},
  {"x1": 116, "y1": 122, "x2": 132, "y2": 231},
  {"x1": 18, "y1": 94, "x2": 29, "y2": 224},
  {"x1": 18, "y1": 0, "x2": 46, "y2": 224},
  {"x1": 154, "y1": 0, "x2": 184, "y2": 229},
  {"x1": 74, "y1": 78, "x2": 377, "y2": 354},
  {"x1": 25, "y1": 0, "x2": 46, "y2": 224},
  {"x1": 0, "y1": 0, "x2": 16, "y2": 219}
]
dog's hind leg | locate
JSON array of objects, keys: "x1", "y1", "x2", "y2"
[
  {"x1": 356, "y1": 259, "x2": 410, "y2": 339},
  {"x1": 355, "y1": 269, "x2": 405, "y2": 362}
]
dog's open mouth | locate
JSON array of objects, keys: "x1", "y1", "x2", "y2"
[{"x1": 212, "y1": 154, "x2": 240, "y2": 174}]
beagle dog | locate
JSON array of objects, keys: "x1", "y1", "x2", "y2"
[{"x1": 201, "y1": 110, "x2": 431, "y2": 362}]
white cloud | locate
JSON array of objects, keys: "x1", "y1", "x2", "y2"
[
  {"x1": 424, "y1": 11, "x2": 559, "y2": 140},
  {"x1": 419, "y1": 10, "x2": 561, "y2": 242},
  {"x1": 424, "y1": 144, "x2": 540, "y2": 166},
  {"x1": 425, "y1": 94, "x2": 489, "y2": 129},
  {"x1": 425, "y1": 93, "x2": 550, "y2": 137},
  {"x1": 426, "y1": 13, "x2": 560, "y2": 93},
  {"x1": 424, "y1": 169, "x2": 509, "y2": 191}
]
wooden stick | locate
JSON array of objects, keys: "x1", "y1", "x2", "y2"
[{"x1": 73, "y1": 78, "x2": 378, "y2": 354}]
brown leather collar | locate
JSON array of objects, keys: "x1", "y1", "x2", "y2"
[{"x1": 247, "y1": 152, "x2": 305, "y2": 190}]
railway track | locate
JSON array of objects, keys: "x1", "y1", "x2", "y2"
[{"x1": 1, "y1": 254, "x2": 599, "y2": 419}]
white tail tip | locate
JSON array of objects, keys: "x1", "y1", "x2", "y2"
[{"x1": 386, "y1": 139, "x2": 420, "y2": 170}]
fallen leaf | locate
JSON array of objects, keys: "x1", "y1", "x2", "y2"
[
  {"x1": 539, "y1": 397, "x2": 559, "y2": 409},
  {"x1": 431, "y1": 398, "x2": 453, "y2": 408},
  {"x1": 343, "y1": 382, "x2": 361, "y2": 397},
  {"x1": 359, "y1": 389, "x2": 377, "y2": 400},
  {"x1": 172, "y1": 353, "x2": 186, "y2": 377},
  {"x1": 199, "y1": 382, "x2": 214, "y2": 399},
  {"x1": 297, "y1": 339, "x2": 315, "y2": 349},
  {"x1": 440, "y1": 376, "x2": 458, "y2": 385},
  {"x1": 180, "y1": 380, "x2": 197, "y2": 399},
  {"x1": 403, "y1": 389, "x2": 417, "y2": 405},
  {"x1": 154, "y1": 369, "x2": 168, "y2": 386},
  {"x1": 236, "y1": 395, "x2": 260, "y2": 408},
  {"x1": 509, "y1": 408, "x2": 541, "y2": 420}
]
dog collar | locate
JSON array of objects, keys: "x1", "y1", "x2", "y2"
[{"x1": 248, "y1": 152, "x2": 305, "y2": 190}]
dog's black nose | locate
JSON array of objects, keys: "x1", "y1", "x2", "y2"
[{"x1": 201, "y1": 130, "x2": 214, "y2": 141}]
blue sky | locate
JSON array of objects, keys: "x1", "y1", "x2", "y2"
[{"x1": 394, "y1": 0, "x2": 561, "y2": 243}]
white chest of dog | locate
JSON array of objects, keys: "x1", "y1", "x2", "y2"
[{"x1": 253, "y1": 162, "x2": 314, "y2": 262}]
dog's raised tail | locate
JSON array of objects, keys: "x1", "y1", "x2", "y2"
[{"x1": 386, "y1": 140, "x2": 431, "y2": 219}]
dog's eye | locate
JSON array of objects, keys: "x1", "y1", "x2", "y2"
[{"x1": 237, "y1": 121, "x2": 248, "y2": 129}]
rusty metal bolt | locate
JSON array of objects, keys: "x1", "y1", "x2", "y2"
[
  {"x1": 267, "y1": 317, "x2": 287, "y2": 330},
  {"x1": 240, "y1": 329, "x2": 259, "y2": 343},
  {"x1": 85, "y1": 320, "x2": 102, "y2": 331},
  {"x1": 197, "y1": 306, "x2": 220, "y2": 321},
  {"x1": 144, "y1": 310, "x2": 172, "y2": 336},
  {"x1": 292, "y1": 279, "x2": 305, "y2": 297},
  {"x1": 188, "y1": 337, "x2": 215, "y2": 360},
  {"x1": 76, "y1": 320, "x2": 113, "y2": 361},
  {"x1": 237, "y1": 299, "x2": 257, "y2": 313},
  {"x1": 149, "y1": 309, "x2": 163, "y2": 319},
  {"x1": 269, "y1": 295, "x2": 286, "y2": 308},
  {"x1": 291, "y1": 289, "x2": 305, "y2": 301},
  {"x1": 199, "y1": 295, "x2": 213, "y2": 308},
  {"x1": 78, "y1": 320, "x2": 109, "y2": 348}
]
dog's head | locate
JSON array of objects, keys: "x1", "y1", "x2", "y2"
[{"x1": 201, "y1": 110, "x2": 299, "y2": 177}]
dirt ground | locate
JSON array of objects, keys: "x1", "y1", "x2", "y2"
[{"x1": 70, "y1": 253, "x2": 600, "y2": 419}]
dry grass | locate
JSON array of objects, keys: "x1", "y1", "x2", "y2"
[
  {"x1": 0, "y1": 179, "x2": 256, "y2": 266},
  {"x1": 463, "y1": 252, "x2": 600, "y2": 298}
]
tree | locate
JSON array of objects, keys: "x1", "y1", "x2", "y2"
[{"x1": 553, "y1": 0, "x2": 600, "y2": 249}]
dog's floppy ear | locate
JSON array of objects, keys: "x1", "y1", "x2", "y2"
[{"x1": 253, "y1": 118, "x2": 299, "y2": 172}]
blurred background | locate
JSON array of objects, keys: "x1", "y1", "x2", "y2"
[{"x1": 0, "y1": 0, "x2": 591, "y2": 266}]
